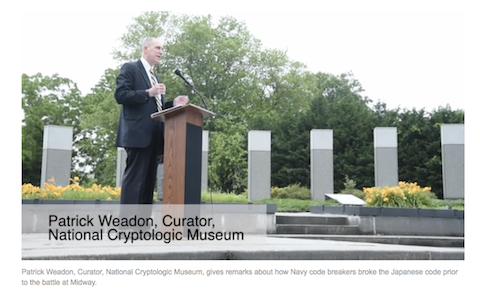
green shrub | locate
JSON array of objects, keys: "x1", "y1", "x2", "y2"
[
  {"x1": 271, "y1": 184, "x2": 310, "y2": 200},
  {"x1": 270, "y1": 186, "x2": 286, "y2": 199},
  {"x1": 343, "y1": 175, "x2": 357, "y2": 190}
]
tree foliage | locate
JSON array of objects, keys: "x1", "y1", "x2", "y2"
[
  {"x1": 75, "y1": 68, "x2": 120, "y2": 186},
  {"x1": 272, "y1": 72, "x2": 376, "y2": 190},
  {"x1": 22, "y1": 73, "x2": 82, "y2": 185}
]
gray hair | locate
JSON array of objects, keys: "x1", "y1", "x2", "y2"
[{"x1": 142, "y1": 37, "x2": 159, "y2": 48}]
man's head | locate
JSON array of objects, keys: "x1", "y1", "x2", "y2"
[{"x1": 142, "y1": 37, "x2": 163, "y2": 66}]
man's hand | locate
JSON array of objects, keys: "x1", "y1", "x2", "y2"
[
  {"x1": 173, "y1": 95, "x2": 189, "y2": 106},
  {"x1": 148, "y1": 84, "x2": 166, "y2": 96}
]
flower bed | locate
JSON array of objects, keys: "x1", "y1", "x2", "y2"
[
  {"x1": 22, "y1": 177, "x2": 121, "y2": 201},
  {"x1": 363, "y1": 181, "x2": 436, "y2": 208}
]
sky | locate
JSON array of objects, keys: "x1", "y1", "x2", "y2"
[{"x1": 21, "y1": 9, "x2": 468, "y2": 112}]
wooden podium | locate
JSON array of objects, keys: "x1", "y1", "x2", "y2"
[{"x1": 151, "y1": 104, "x2": 214, "y2": 205}]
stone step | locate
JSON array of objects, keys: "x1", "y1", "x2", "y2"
[
  {"x1": 276, "y1": 224, "x2": 361, "y2": 235},
  {"x1": 276, "y1": 215, "x2": 349, "y2": 225},
  {"x1": 269, "y1": 234, "x2": 465, "y2": 248}
]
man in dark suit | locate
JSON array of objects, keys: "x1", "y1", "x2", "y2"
[{"x1": 115, "y1": 37, "x2": 188, "y2": 212}]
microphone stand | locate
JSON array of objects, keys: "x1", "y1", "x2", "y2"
[
  {"x1": 183, "y1": 80, "x2": 209, "y2": 111},
  {"x1": 174, "y1": 69, "x2": 209, "y2": 111}
]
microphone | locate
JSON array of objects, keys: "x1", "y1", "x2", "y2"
[
  {"x1": 174, "y1": 69, "x2": 194, "y2": 89},
  {"x1": 174, "y1": 69, "x2": 209, "y2": 110}
]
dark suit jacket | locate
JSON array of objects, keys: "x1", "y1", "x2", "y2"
[{"x1": 115, "y1": 60, "x2": 174, "y2": 148}]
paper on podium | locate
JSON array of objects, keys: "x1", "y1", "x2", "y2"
[{"x1": 150, "y1": 104, "x2": 214, "y2": 122}]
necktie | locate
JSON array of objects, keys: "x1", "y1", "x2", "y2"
[{"x1": 149, "y1": 68, "x2": 163, "y2": 111}]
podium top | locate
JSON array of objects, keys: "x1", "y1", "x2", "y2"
[{"x1": 150, "y1": 104, "x2": 215, "y2": 122}]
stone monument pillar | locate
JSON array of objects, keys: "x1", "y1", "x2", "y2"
[
  {"x1": 202, "y1": 130, "x2": 209, "y2": 192},
  {"x1": 310, "y1": 129, "x2": 334, "y2": 200},
  {"x1": 116, "y1": 147, "x2": 127, "y2": 188},
  {"x1": 248, "y1": 130, "x2": 271, "y2": 200},
  {"x1": 441, "y1": 124, "x2": 464, "y2": 199},
  {"x1": 40, "y1": 125, "x2": 73, "y2": 188},
  {"x1": 157, "y1": 160, "x2": 163, "y2": 201},
  {"x1": 374, "y1": 127, "x2": 398, "y2": 187}
]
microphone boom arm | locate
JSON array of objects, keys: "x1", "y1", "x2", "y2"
[{"x1": 175, "y1": 69, "x2": 209, "y2": 110}]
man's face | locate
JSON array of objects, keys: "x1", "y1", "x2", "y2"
[{"x1": 143, "y1": 39, "x2": 163, "y2": 66}]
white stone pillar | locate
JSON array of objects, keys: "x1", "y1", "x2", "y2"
[
  {"x1": 248, "y1": 130, "x2": 271, "y2": 200},
  {"x1": 441, "y1": 124, "x2": 464, "y2": 199},
  {"x1": 40, "y1": 125, "x2": 73, "y2": 188},
  {"x1": 116, "y1": 147, "x2": 127, "y2": 188},
  {"x1": 310, "y1": 129, "x2": 334, "y2": 200},
  {"x1": 374, "y1": 127, "x2": 398, "y2": 187},
  {"x1": 202, "y1": 130, "x2": 209, "y2": 192}
]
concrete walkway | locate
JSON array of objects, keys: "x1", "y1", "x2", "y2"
[{"x1": 22, "y1": 233, "x2": 463, "y2": 260}]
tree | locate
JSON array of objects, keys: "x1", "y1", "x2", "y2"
[
  {"x1": 75, "y1": 68, "x2": 120, "y2": 185},
  {"x1": 271, "y1": 112, "x2": 311, "y2": 188},
  {"x1": 22, "y1": 73, "x2": 82, "y2": 185},
  {"x1": 271, "y1": 72, "x2": 376, "y2": 191},
  {"x1": 208, "y1": 124, "x2": 248, "y2": 193}
]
